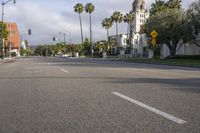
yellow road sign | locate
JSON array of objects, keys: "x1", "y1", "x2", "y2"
[
  {"x1": 151, "y1": 30, "x2": 158, "y2": 38},
  {"x1": 151, "y1": 38, "x2": 156, "y2": 46}
]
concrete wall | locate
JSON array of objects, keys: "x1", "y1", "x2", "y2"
[{"x1": 162, "y1": 43, "x2": 200, "y2": 57}]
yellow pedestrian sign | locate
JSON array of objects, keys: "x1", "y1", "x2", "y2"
[
  {"x1": 151, "y1": 38, "x2": 156, "y2": 46},
  {"x1": 151, "y1": 30, "x2": 158, "y2": 38}
]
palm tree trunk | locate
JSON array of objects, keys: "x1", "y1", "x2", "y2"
[
  {"x1": 129, "y1": 23, "x2": 133, "y2": 55},
  {"x1": 116, "y1": 22, "x2": 118, "y2": 37},
  {"x1": 107, "y1": 29, "x2": 109, "y2": 43},
  {"x1": 127, "y1": 23, "x2": 129, "y2": 38},
  {"x1": 116, "y1": 22, "x2": 118, "y2": 54},
  {"x1": 107, "y1": 29, "x2": 109, "y2": 55},
  {"x1": 126, "y1": 23, "x2": 129, "y2": 53},
  {"x1": 79, "y1": 13, "x2": 84, "y2": 44},
  {"x1": 89, "y1": 13, "x2": 93, "y2": 56}
]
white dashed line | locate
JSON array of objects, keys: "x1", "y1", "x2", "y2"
[
  {"x1": 112, "y1": 92, "x2": 187, "y2": 125},
  {"x1": 60, "y1": 69, "x2": 69, "y2": 73}
]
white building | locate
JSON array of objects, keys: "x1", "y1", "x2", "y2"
[
  {"x1": 131, "y1": 0, "x2": 150, "y2": 57},
  {"x1": 109, "y1": 34, "x2": 128, "y2": 54},
  {"x1": 131, "y1": 0, "x2": 200, "y2": 58}
]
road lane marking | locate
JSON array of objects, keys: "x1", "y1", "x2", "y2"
[
  {"x1": 60, "y1": 69, "x2": 69, "y2": 73},
  {"x1": 48, "y1": 63, "x2": 51, "y2": 65},
  {"x1": 112, "y1": 92, "x2": 187, "y2": 125}
]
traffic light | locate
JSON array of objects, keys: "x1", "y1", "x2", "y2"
[
  {"x1": 53, "y1": 37, "x2": 55, "y2": 41},
  {"x1": 28, "y1": 29, "x2": 31, "y2": 35}
]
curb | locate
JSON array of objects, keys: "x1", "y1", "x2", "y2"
[
  {"x1": 0, "y1": 58, "x2": 15, "y2": 65},
  {"x1": 108, "y1": 59, "x2": 200, "y2": 69}
]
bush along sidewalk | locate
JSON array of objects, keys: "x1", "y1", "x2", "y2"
[{"x1": 109, "y1": 58, "x2": 200, "y2": 68}]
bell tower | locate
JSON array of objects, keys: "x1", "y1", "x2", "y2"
[{"x1": 132, "y1": 0, "x2": 146, "y2": 12}]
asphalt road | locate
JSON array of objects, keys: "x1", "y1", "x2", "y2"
[{"x1": 0, "y1": 57, "x2": 199, "y2": 133}]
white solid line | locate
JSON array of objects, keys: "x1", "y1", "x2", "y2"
[
  {"x1": 60, "y1": 69, "x2": 69, "y2": 73},
  {"x1": 112, "y1": 92, "x2": 187, "y2": 125}
]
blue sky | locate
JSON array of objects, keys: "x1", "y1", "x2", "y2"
[{"x1": 2, "y1": 0, "x2": 196, "y2": 45}]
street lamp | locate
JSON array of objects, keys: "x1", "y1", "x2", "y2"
[
  {"x1": 59, "y1": 32, "x2": 66, "y2": 44},
  {"x1": 59, "y1": 32, "x2": 66, "y2": 55},
  {"x1": 134, "y1": 31, "x2": 139, "y2": 57},
  {"x1": 65, "y1": 30, "x2": 72, "y2": 44},
  {"x1": 1, "y1": 0, "x2": 16, "y2": 60},
  {"x1": 59, "y1": 31, "x2": 72, "y2": 44},
  {"x1": 59, "y1": 31, "x2": 72, "y2": 55}
]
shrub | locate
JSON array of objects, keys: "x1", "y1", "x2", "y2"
[{"x1": 11, "y1": 52, "x2": 17, "y2": 57}]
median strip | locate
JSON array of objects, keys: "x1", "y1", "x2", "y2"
[{"x1": 112, "y1": 92, "x2": 187, "y2": 125}]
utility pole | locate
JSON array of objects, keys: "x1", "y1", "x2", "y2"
[
  {"x1": 1, "y1": 3, "x2": 5, "y2": 60},
  {"x1": 9, "y1": 23, "x2": 12, "y2": 58}
]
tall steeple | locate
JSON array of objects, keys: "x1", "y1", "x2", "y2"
[
  {"x1": 131, "y1": 0, "x2": 149, "y2": 33},
  {"x1": 132, "y1": 0, "x2": 146, "y2": 12}
]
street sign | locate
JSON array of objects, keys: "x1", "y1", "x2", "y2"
[
  {"x1": 151, "y1": 38, "x2": 156, "y2": 46},
  {"x1": 151, "y1": 30, "x2": 158, "y2": 38}
]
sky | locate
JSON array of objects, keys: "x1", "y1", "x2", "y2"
[{"x1": 2, "y1": 0, "x2": 195, "y2": 46}]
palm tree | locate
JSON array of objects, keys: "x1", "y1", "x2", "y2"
[
  {"x1": 167, "y1": 0, "x2": 182, "y2": 9},
  {"x1": 85, "y1": 3, "x2": 95, "y2": 55},
  {"x1": 101, "y1": 18, "x2": 113, "y2": 43},
  {"x1": 74, "y1": 3, "x2": 84, "y2": 44},
  {"x1": 150, "y1": 0, "x2": 168, "y2": 15},
  {"x1": 102, "y1": 18, "x2": 113, "y2": 54},
  {"x1": 123, "y1": 12, "x2": 134, "y2": 54},
  {"x1": 111, "y1": 11, "x2": 123, "y2": 50}
]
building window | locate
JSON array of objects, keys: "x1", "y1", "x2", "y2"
[
  {"x1": 143, "y1": 47, "x2": 148, "y2": 53},
  {"x1": 124, "y1": 39, "x2": 127, "y2": 44}
]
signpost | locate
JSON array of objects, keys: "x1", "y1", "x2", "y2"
[
  {"x1": 150, "y1": 30, "x2": 158, "y2": 58},
  {"x1": 150, "y1": 30, "x2": 158, "y2": 38}
]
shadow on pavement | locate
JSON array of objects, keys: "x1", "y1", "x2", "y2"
[{"x1": 0, "y1": 76, "x2": 199, "y2": 92}]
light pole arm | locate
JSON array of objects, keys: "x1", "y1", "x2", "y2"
[{"x1": 2, "y1": 0, "x2": 15, "y2": 6}]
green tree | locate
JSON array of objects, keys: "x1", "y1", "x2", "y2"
[
  {"x1": 95, "y1": 40, "x2": 108, "y2": 52},
  {"x1": 167, "y1": 0, "x2": 182, "y2": 9},
  {"x1": 0, "y1": 22, "x2": 8, "y2": 58},
  {"x1": 34, "y1": 45, "x2": 44, "y2": 56},
  {"x1": 145, "y1": 8, "x2": 193, "y2": 57},
  {"x1": 0, "y1": 22, "x2": 8, "y2": 40},
  {"x1": 150, "y1": 0, "x2": 182, "y2": 16},
  {"x1": 150, "y1": 0, "x2": 168, "y2": 15},
  {"x1": 82, "y1": 38, "x2": 91, "y2": 55},
  {"x1": 74, "y1": 3, "x2": 84, "y2": 44},
  {"x1": 85, "y1": 3, "x2": 95, "y2": 55},
  {"x1": 111, "y1": 11, "x2": 123, "y2": 46},
  {"x1": 73, "y1": 44, "x2": 82, "y2": 53},
  {"x1": 187, "y1": 0, "x2": 200, "y2": 47}
]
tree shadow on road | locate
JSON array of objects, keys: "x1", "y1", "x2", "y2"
[{"x1": 0, "y1": 76, "x2": 199, "y2": 93}]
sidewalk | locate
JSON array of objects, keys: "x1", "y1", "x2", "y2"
[{"x1": 0, "y1": 58, "x2": 15, "y2": 64}]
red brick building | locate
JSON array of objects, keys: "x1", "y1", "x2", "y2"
[{"x1": 5, "y1": 22, "x2": 20, "y2": 56}]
